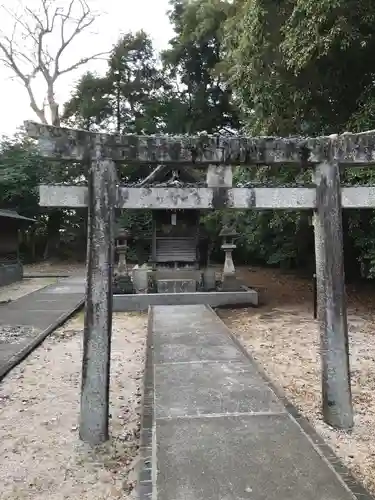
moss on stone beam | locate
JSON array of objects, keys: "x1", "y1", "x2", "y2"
[{"x1": 24, "y1": 121, "x2": 375, "y2": 165}]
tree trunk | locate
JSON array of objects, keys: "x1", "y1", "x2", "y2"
[
  {"x1": 48, "y1": 82, "x2": 60, "y2": 127},
  {"x1": 116, "y1": 77, "x2": 121, "y2": 133}
]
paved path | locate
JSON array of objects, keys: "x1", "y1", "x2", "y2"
[
  {"x1": 0, "y1": 276, "x2": 85, "y2": 378},
  {"x1": 140, "y1": 304, "x2": 371, "y2": 500}
]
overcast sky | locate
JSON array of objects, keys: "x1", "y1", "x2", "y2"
[{"x1": 0, "y1": 0, "x2": 174, "y2": 136}]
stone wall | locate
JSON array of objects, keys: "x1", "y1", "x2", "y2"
[{"x1": 0, "y1": 261, "x2": 23, "y2": 287}]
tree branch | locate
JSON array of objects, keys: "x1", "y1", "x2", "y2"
[
  {"x1": 0, "y1": 36, "x2": 28, "y2": 84},
  {"x1": 58, "y1": 51, "x2": 110, "y2": 76},
  {"x1": 53, "y1": 0, "x2": 95, "y2": 80},
  {"x1": 0, "y1": 0, "x2": 105, "y2": 125},
  {"x1": 0, "y1": 33, "x2": 47, "y2": 123},
  {"x1": 25, "y1": 0, "x2": 61, "y2": 81}
]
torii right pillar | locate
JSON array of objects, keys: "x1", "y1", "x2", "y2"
[{"x1": 313, "y1": 161, "x2": 353, "y2": 429}]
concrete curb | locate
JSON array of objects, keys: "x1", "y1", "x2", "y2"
[
  {"x1": 24, "y1": 274, "x2": 71, "y2": 278},
  {"x1": 209, "y1": 305, "x2": 375, "y2": 500},
  {"x1": 0, "y1": 281, "x2": 60, "y2": 305},
  {"x1": 136, "y1": 306, "x2": 155, "y2": 499},
  {"x1": 0, "y1": 298, "x2": 85, "y2": 381}
]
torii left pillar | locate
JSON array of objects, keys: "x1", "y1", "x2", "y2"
[{"x1": 80, "y1": 134, "x2": 117, "y2": 445}]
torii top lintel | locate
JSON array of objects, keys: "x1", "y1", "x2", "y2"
[{"x1": 24, "y1": 121, "x2": 375, "y2": 166}]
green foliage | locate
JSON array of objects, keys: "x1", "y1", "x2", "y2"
[
  {"x1": 163, "y1": 0, "x2": 240, "y2": 133},
  {"x1": 63, "y1": 31, "x2": 184, "y2": 135},
  {"x1": 0, "y1": 135, "x2": 44, "y2": 216},
  {"x1": 7, "y1": 3, "x2": 375, "y2": 278},
  {"x1": 224, "y1": 0, "x2": 375, "y2": 135},
  {"x1": 224, "y1": 0, "x2": 304, "y2": 135},
  {"x1": 217, "y1": 0, "x2": 375, "y2": 276},
  {"x1": 119, "y1": 210, "x2": 152, "y2": 263},
  {"x1": 0, "y1": 134, "x2": 90, "y2": 261},
  {"x1": 119, "y1": 210, "x2": 152, "y2": 238},
  {"x1": 229, "y1": 165, "x2": 313, "y2": 268},
  {"x1": 107, "y1": 31, "x2": 165, "y2": 134},
  {"x1": 62, "y1": 72, "x2": 112, "y2": 130}
]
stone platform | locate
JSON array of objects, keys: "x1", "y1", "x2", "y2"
[
  {"x1": 154, "y1": 269, "x2": 202, "y2": 281},
  {"x1": 137, "y1": 304, "x2": 372, "y2": 500},
  {"x1": 113, "y1": 288, "x2": 258, "y2": 311}
]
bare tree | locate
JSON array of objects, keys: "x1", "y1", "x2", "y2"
[{"x1": 0, "y1": 0, "x2": 108, "y2": 126}]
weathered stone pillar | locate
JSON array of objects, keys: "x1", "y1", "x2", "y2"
[
  {"x1": 312, "y1": 174, "x2": 324, "y2": 324},
  {"x1": 313, "y1": 161, "x2": 353, "y2": 430},
  {"x1": 203, "y1": 268, "x2": 216, "y2": 291},
  {"x1": 220, "y1": 225, "x2": 238, "y2": 292},
  {"x1": 79, "y1": 136, "x2": 117, "y2": 445},
  {"x1": 116, "y1": 229, "x2": 130, "y2": 276},
  {"x1": 222, "y1": 244, "x2": 236, "y2": 274},
  {"x1": 206, "y1": 164, "x2": 233, "y2": 187},
  {"x1": 133, "y1": 267, "x2": 149, "y2": 293}
]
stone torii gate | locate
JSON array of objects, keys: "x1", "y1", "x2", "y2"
[{"x1": 25, "y1": 121, "x2": 375, "y2": 445}]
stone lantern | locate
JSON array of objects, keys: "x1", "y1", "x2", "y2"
[
  {"x1": 219, "y1": 225, "x2": 239, "y2": 291},
  {"x1": 115, "y1": 226, "x2": 131, "y2": 276},
  {"x1": 220, "y1": 225, "x2": 238, "y2": 274},
  {"x1": 114, "y1": 225, "x2": 134, "y2": 294}
]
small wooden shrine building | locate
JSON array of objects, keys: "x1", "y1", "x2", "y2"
[
  {"x1": 0, "y1": 209, "x2": 35, "y2": 286},
  {"x1": 137, "y1": 165, "x2": 203, "y2": 268}
]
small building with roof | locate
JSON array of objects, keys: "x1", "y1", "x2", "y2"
[
  {"x1": 0, "y1": 209, "x2": 35, "y2": 286},
  {"x1": 137, "y1": 165, "x2": 204, "y2": 269}
]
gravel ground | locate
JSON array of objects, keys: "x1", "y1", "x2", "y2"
[
  {"x1": 23, "y1": 262, "x2": 86, "y2": 276},
  {"x1": 0, "y1": 325, "x2": 40, "y2": 343},
  {"x1": 219, "y1": 267, "x2": 375, "y2": 496},
  {"x1": 0, "y1": 311, "x2": 147, "y2": 500},
  {"x1": 8, "y1": 262, "x2": 375, "y2": 494},
  {"x1": 0, "y1": 277, "x2": 57, "y2": 303}
]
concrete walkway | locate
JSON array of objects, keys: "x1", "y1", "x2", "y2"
[
  {"x1": 140, "y1": 304, "x2": 372, "y2": 500},
  {"x1": 0, "y1": 276, "x2": 85, "y2": 378}
]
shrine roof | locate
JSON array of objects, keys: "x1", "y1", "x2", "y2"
[
  {"x1": 0, "y1": 209, "x2": 35, "y2": 223},
  {"x1": 137, "y1": 164, "x2": 203, "y2": 187}
]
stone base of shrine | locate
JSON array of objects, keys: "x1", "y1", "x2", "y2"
[
  {"x1": 157, "y1": 279, "x2": 197, "y2": 293},
  {"x1": 112, "y1": 287, "x2": 258, "y2": 312},
  {"x1": 0, "y1": 262, "x2": 23, "y2": 287}
]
